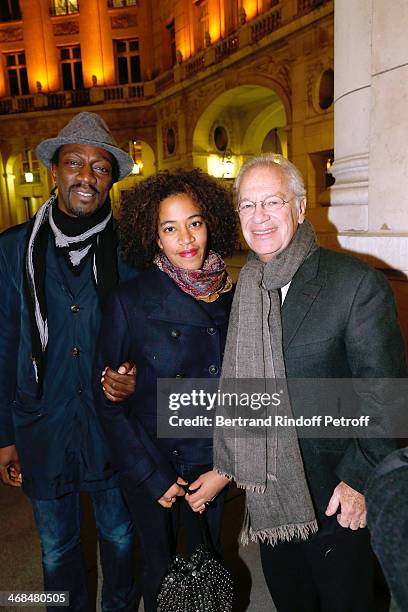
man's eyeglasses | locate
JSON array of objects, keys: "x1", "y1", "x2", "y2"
[{"x1": 236, "y1": 195, "x2": 295, "y2": 215}]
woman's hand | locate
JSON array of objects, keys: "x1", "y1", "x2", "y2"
[
  {"x1": 101, "y1": 362, "x2": 136, "y2": 402},
  {"x1": 186, "y1": 470, "x2": 229, "y2": 513},
  {"x1": 158, "y1": 477, "x2": 188, "y2": 508}
]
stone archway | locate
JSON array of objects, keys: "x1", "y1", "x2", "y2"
[
  {"x1": 4, "y1": 150, "x2": 48, "y2": 227},
  {"x1": 111, "y1": 139, "x2": 157, "y2": 213},
  {"x1": 191, "y1": 84, "x2": 287, "y2": 179}
]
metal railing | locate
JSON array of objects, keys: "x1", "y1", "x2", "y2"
[
  {"x1": 103, "y1": 83, "x2": 144, "y2": 101},
  {"x1": 17, "y1": 96, "x2": 35, "y2": 113},
  {"x1": 71, "y1": 89, "x2": 91, "y2": 106},
  {"x1": 251, "y1": 7, "x2": 282, "y2": 43},
  {"x1": 155, "y1": 69, "x2": 175, "y2": 91},
  {"x1": 185, "y1": 53, "x2": 205, "y2": 77},
  {"x1": 0, "y1": 84, "x2": 145, "y2": 115},
  {"x1": 214, "y1": 33, "x2": 239, "y2": 63},
  {"x1": 297, "y1": 0, "x2": 328, "y2": 16}
]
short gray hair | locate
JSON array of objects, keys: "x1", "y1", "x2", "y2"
[{"x1": 234, "y1": 154, "x2": 306, "y2": 206}]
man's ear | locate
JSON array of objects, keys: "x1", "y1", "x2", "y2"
[
  {"x1": 51, "y1": 164, "x2": 57, "y2": 185},
  {"x1": 298, "y1": 197, "x2": 307, "y2": 224}
]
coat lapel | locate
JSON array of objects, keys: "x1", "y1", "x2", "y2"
[
  {"x1": 144, "y1": 269, "x2": 219, "y2": 327},
  {"x1": 281, "y1": 248, "x2": 324, "y2": 349}
]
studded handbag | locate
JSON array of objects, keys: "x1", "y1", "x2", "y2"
[{"x1": 156, "y1": 511, "x2": 234, "y2": 612}]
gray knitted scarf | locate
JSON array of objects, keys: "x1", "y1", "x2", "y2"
[{"x1": 214, "y1": 219, "x2": 319, "y2": 545}]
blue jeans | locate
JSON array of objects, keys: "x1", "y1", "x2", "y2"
[{"x1": 31, "y1": 488, "x2": 136, "y2": 612}]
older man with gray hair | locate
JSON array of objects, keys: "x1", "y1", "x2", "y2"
[{"x1": 213, "y1": 153, "x2": 406, "y2": 611}]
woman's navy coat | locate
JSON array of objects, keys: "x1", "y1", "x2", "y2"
[{"x1": 93, "y1": 266, "x2": 233, "y2": 500}]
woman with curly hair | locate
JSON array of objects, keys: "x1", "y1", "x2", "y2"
[{"x1": 93, "y1": 169, "x2": 237, "y2": 611}]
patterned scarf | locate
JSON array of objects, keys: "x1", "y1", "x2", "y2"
[
  {"x1": 24, "y1": 193, "x2": 118, "y2": 397},
  {"x1": 154, "y1": 250, "x2": 232, "y2": 302},
  {"x1": 214, "y1": 219, "x2": 319, "y2": 545}
]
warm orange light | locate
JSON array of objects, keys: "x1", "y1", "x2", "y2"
[
  {"x1": 32, "y1": 72, "x2": 48, "y2": 92},
  {"x1": 209, "y1": 22, "x2": 220, "y2": 44},
  {"x1": 87, "y1": 69, "x2": 105, "y2": 87},
  {"x1": 242, "y1": 0, "x2": 258, "y2": 20},
  {"x1": 208, "y1": 0, "x2": 221, "y2": 43},
  {"x1": 0, "y1": 69, "x2": 7, "y2": 97}
]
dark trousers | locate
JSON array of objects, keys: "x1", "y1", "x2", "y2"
[
  {"x1": 124, "y1": 463, "x2": 225, "y2": 612},
  {"x1": 31, "y1": 488, "x2": 136, "y2": 612},
  {"x1": 260, "y1": 528, "x2": 386, "y2": 612}
]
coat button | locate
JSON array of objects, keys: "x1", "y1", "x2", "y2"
[
  {"x1": 171, "y1": 329, "x2": 181, "y2": 338},
  {"x1": 172, "y1": 449, "x2": 181, "y2": 456},
  {"x1": 208, "y1": 365, "x2": 218, "y2": 375},
  {"x1": 207, "y1": 327, "x2": 216, "y2": 335},
  {"x1": 70, "y1": 304, "x2": 80, "y2": 313},
  {"x1": 71, "y1": 347, "x2": 80, "y2": 357}
]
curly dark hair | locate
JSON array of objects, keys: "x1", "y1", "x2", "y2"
[{"x1": 119, "y1": 169, "x2": 237, "y2": 269}]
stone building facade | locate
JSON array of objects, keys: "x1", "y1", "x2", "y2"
[{"x1": 0, "y1": 0, "x2": 334, "y2": 231}]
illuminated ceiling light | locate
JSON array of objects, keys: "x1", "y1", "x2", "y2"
[
  {"x1": 131, "y1": 158, "x2": 143, "y2": 175},
  {"x1": 207, "y1": 155, "x2": 223, "y2": 178}
]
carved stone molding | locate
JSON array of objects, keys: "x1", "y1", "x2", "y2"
[
  {"x1": 111, "y1": 14, "x2": 138, "y2": 29},
  {"x1": 53, "y1": 21, "x2": 79, "y2": 36},
  {"x1": 0, "y1": 27, "x2": 23, "y2": 42},
  {"x1": 306, "y1": 57, "x2": 333, "y2": 116},
  {"x1": 162, "y1": 122, "x2": 178, "y2": 158},
  {"x1": 237, "y1": 56, "x2": 292, "y2": 100}
]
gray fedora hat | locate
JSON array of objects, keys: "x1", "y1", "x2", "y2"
[{"x1": 36, "y1": 111, "x2": 133, "y2": 181}]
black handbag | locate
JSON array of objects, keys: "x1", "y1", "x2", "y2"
[{"x1": 156, "y1": 510, "x2": 234, "y2": 611}]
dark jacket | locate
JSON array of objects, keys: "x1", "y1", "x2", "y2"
[
  {"x1": 282, "y1": 247, "x2": 407, "y2": 526},
  {"x1": 0, "y1": 222, "x2": 136, "y2": 499},
  {"x1": 93, "y1": 266, "x2": 233, "y2": 501},
  {"x1": 366, "y1": 447, "x2": 408, "y2": 611}
]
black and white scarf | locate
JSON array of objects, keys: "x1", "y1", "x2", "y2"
[{"x1": 24, "y1": 193, "x2": 118, "y2": 396}]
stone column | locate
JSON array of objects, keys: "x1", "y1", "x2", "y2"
[
  {"x1": 20, "y1": 0, "x2": 59, "y2": 92},
  {"x1": 326, "y1": 0, "x2": 408, "y2": 282},
  {"x1": 329, "y1": 0, "x2": 372, "y2": 230},
  {"x1": 368, "y1": 0, "x2": 408, "y2": 233},
  {"x1": 79, "y1": 0, "x2": 115, "y2": 87}
]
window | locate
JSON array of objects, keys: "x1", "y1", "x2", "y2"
[
  {"x1": 166, "y1": 21, "x2": 177, "y2": 67},
  {"x1": 108, "y1": 0, "x2": 138, "y2": 7},
  {"x1": 195, "y1": 0, "x2": 209, "y2": 49},
  {"x1": 50, "y1": 0, "x2": 79, "y2": 16},
  {"x1": 60, "y1": 46, "x2": 84, "y2": 90},
  {"x1": 0, "y1": 0, "x2": 21, "y2": 21},
  {"x1": 115, "y1": 39, "x2": 141, "y2": 84},
  {"x1": 6, "y1": 52, "x2": 28, "y2": 96},
  {"x1": 318, "y1": 69, "x2": 334, "y2": 110}
]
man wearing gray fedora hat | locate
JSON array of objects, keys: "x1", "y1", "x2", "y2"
[{"x1": 0, "y1": 112, "x2": 138, "y2": 611}]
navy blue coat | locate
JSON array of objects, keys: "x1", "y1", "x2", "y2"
[
  {"x1": 0, "y1": 222, "x2": 136, "y2": 499},
  {"x1": 93, "y1": 266, "x2": 233, "y2": 501}
]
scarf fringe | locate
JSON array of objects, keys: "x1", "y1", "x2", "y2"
[
  {"x1": 213, "y1": 467, "x2": 266, "y2": 494},
  {"x1": 240, "y1": 519, "x2": 319, "y2": 547}
]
